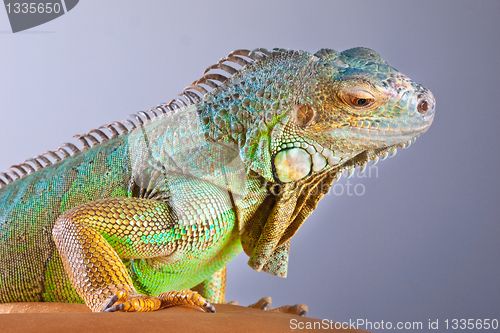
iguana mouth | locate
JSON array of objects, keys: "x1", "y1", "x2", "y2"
[{"x1": 347, "y1": 122, "x2": 431, "y2": 138}]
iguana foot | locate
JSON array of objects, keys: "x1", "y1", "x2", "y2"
[
  {"x1": 158, "y1": 289, "x2": 216, "y2": 313},
  {"x1": 270, "y1": 304, "x2": 308, "y2": 316},
  {"x1": 102, "y1": 288, "x2": 215, "y2": 313},
  {"x1": 243, "y1": 297, "x2": 308, "y2": 316},
  {"x1": 101, "y1": 288, "x2": 161, "y2": 312}
]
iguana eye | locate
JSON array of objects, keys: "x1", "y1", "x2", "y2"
[{"x1": 345, "y1": 89, "x2": 375, "y2": 109}]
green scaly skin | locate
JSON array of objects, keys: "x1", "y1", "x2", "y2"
[{"x1": 0, "y1": 47, "x2": 435, "y2": 312}]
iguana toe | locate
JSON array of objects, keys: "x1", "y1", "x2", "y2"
[{"x1": 157, "y1": 289, "x2": 216, "y2": 313}]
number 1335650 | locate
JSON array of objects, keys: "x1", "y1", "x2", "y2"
[
  {"x1": 6, "y1": 3, "x2": 61, "y2": 14},
  {"x1": 444, "y1": 319, "x2": 498, "y2": 330}
]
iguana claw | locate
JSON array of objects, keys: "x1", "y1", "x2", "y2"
[{"x1": 101, "y1": 294, "x2": 120, "y2": 312}]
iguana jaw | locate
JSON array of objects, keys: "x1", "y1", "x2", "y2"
[
  {"x1": 335, "y1": 140, "x2": 413, "y2": 177},
  {"x1": 272, "y1": 118, "x2": 431, "y2": 184},
  {"x1": 271, "y1": 135, "x2": 420, "y2": 184}
]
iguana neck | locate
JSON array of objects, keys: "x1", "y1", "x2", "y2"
[{"x1": 195, "y1": 49, "x2": 316, "y2": 183}]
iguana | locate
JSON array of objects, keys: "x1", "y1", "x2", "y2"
[{"x1": 0, "y1": 47, "x2": 435, "y2": 314}]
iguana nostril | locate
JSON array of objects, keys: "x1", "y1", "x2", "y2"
[
  {"x1": 416, "y1": 85, "x2": 435, "y2": 115},
  {"x1": 418, "y1": 100, "x2": 429, "y2": 114}
]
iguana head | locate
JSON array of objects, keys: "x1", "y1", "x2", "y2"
[
  {"x1": 224, "y1": 48, "x2": 435, "y2": 276},
  {"x1": 269, "y1": 47, "x2": 435, "y2": 183}
]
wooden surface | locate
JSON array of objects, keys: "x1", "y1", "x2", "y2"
[{"x1": 0, "y1": 303, "x2": 369, "y2": 332}]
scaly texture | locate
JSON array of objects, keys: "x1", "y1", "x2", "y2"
[{"x1": 0, "y1": 47, "x2": 435, "y2": 312}]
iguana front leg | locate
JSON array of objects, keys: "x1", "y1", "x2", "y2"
[{"x1": 52, "y1": 197, "x2": 214, "y2": 313}]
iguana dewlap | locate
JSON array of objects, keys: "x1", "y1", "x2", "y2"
[{"x1": 0, "y1": 47, "x2": 435, "y2": 312}]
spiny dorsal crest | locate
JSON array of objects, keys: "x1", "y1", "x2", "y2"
[{"x1": 0, "y1": 48, "x2": 289, "y2": 188}]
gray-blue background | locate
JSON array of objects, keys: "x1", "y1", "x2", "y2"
[{"x1": 1, "y1": 1, "x2": 498, "y2": 330}]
